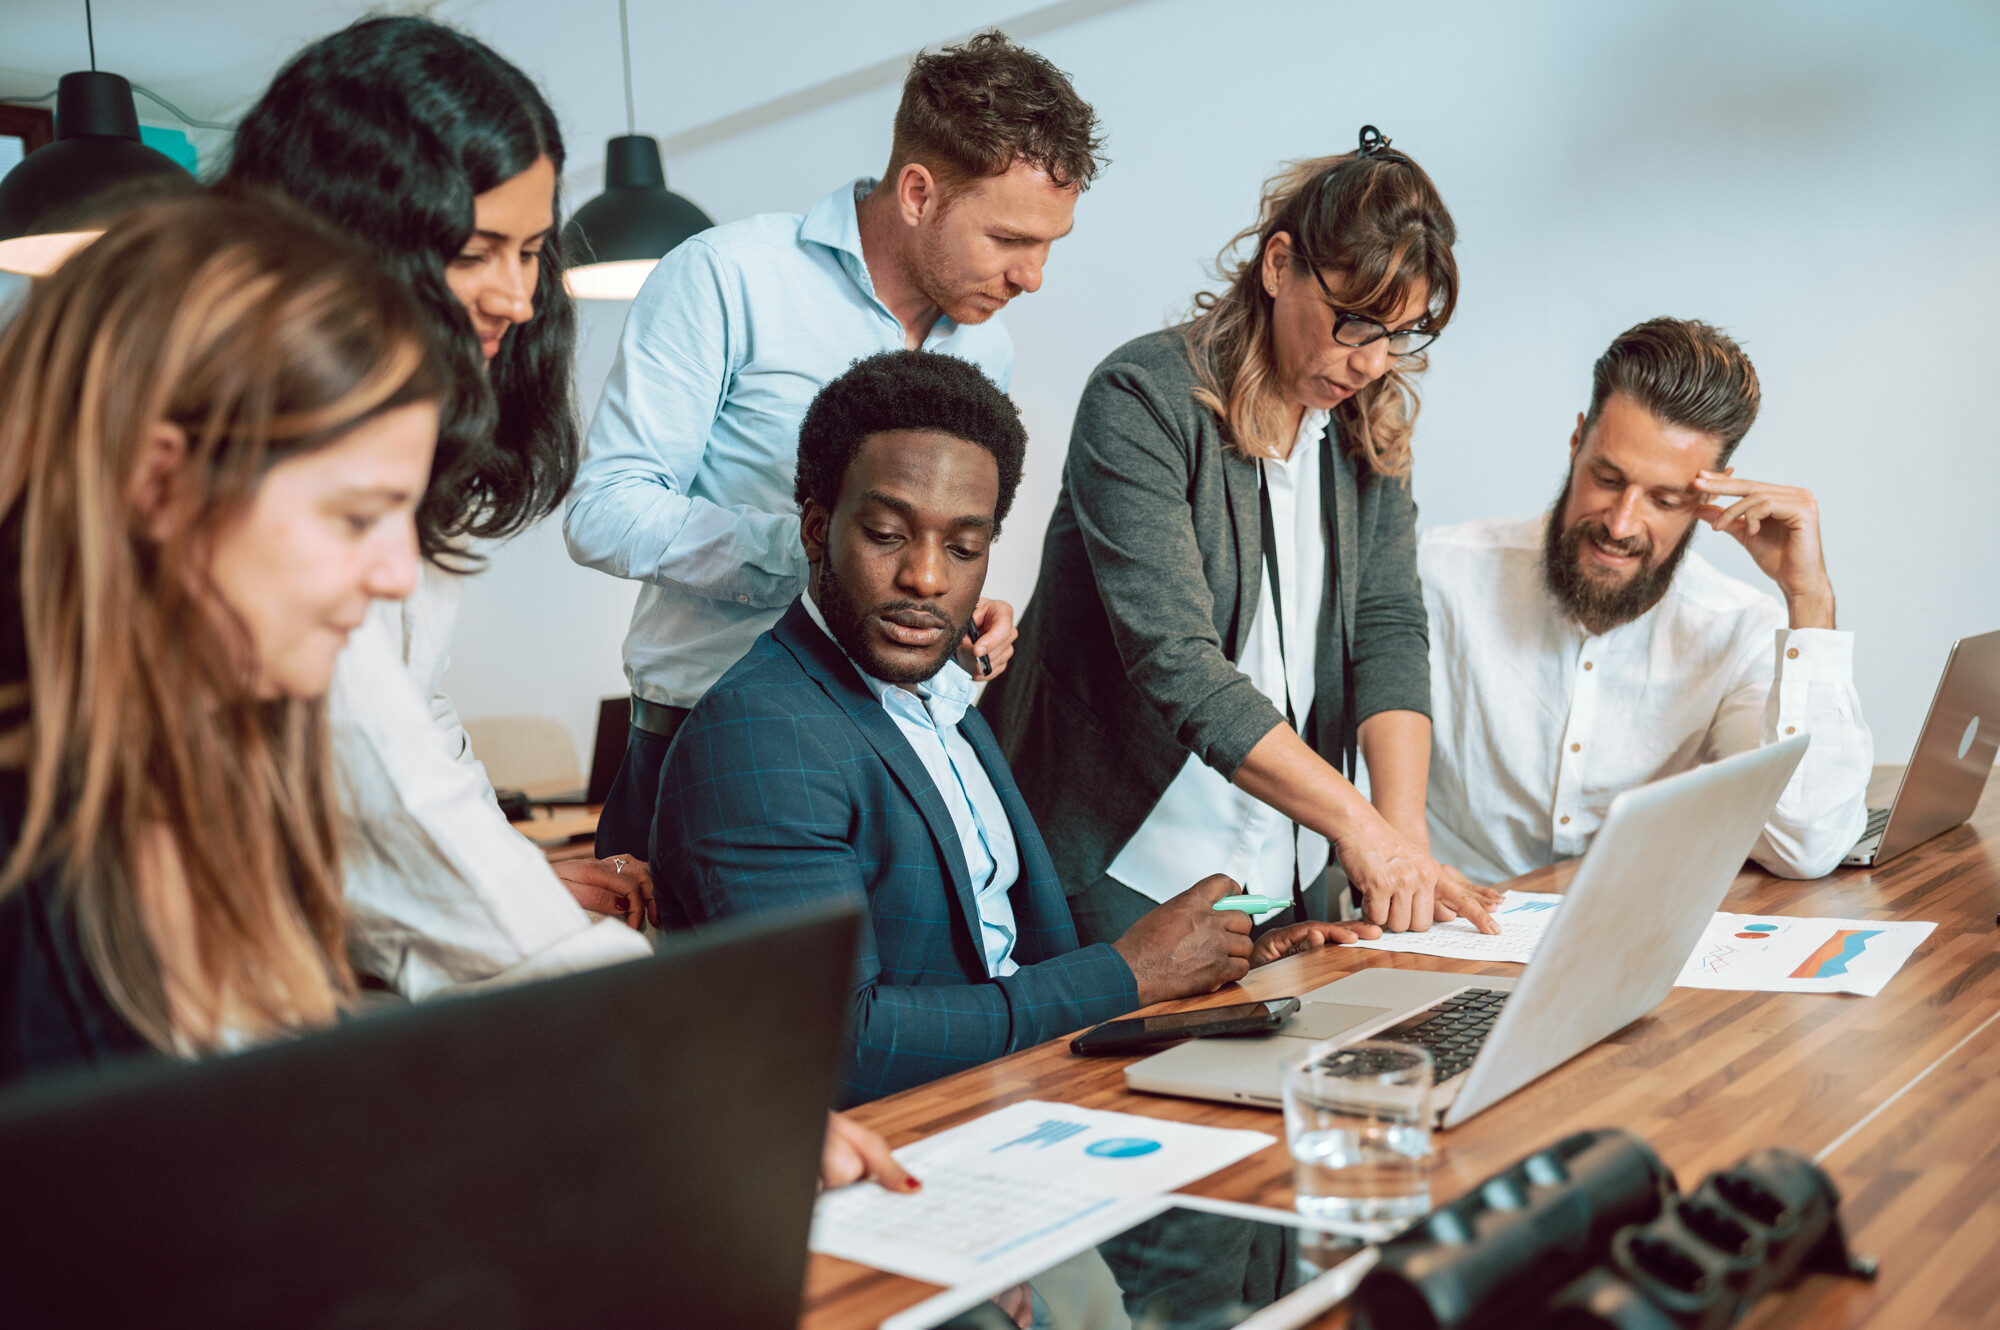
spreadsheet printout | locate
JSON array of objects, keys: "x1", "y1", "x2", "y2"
[{"x1": 809, "y1": 1100, "x2": 1273, "y2": 1286}]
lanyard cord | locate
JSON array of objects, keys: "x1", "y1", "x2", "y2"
[{"x1": 1257, "y1": 460, "x2": 1309, "y2": 922}]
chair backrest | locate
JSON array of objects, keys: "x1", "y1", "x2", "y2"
[{"x1": 463, "y1": 714, "x2": 582, "y2": 799}]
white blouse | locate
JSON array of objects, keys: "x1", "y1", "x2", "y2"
[
  {"x1": 1106, "y1": 409, "x2": 1333, "y2": 909},
  {"x1": 331, "y1": 562, "x2": 651, "y2": 1001}
]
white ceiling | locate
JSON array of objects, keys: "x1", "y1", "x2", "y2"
[{"x1": 0, "y1": 1, "x2": 1079, "y2": 177}]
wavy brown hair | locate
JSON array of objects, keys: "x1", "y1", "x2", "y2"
[
  {"x1": 1184, "y1": 147, "x2": 1458, "y2": 474},
  {"x1": 0, "y1": 194, "x2": 442, "y2": 1053}
]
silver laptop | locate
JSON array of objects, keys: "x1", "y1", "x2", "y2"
[
  {"x1": 1125, "y1": 736, "x2": 1808, "y2": 1129},
  {"x1": 1844, "y1": 628, "x2": 2000, "y2": 867}
]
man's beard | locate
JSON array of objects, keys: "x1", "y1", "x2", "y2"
[
  {"x1": 913, "y1": 219, "x2": 1018, "y2": 326},
  {"x1": 1540, "y1": 471, "x2": 1697, "y2": 635},
  {"x1": 814, "y1": 558, "x2": 969, "y2": 686}
]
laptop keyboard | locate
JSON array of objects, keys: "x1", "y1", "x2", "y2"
[
  {"x1": 1380, "y1": 988, "x2": 1511, "y2": 1083},
  {"x1": 1863, "y1": 806, "x2": 1890, "y2": 838}
]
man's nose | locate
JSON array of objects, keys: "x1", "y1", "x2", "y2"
[
  {"x1": 1603, "y1": 487, "x2": 1646, "y2": 540},
  {"x1": 895, "y1": 541, "x2": 950, "y2": 598},
  {"x1": 1006, "y1": 247, "x2": 1046, "y2": 296}
]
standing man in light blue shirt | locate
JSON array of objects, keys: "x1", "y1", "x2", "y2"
[{"x1": 567, "y1": 31, "x2": 1108, "y2": 860}]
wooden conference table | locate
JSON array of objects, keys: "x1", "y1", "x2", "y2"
[{"x1": 792, "y1": 770, "x2": 2000, "y2": 1330}]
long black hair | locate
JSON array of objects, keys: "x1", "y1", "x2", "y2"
[{"x1": 222, "y1": 15, "x2": 577, "y2": 565}]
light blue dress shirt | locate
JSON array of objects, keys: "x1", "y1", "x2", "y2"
[
  {"x1": 799, "y1": 594, "x2": 1021, "y2": 977},
  {"x1": 564, "y1": 179, "x2": 1015, "y2": 708}
]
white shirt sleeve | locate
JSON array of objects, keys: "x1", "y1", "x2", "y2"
[
  {"x1": 562, "y1": 237, "x2": 810, "y2": 607},
  {"x1": 331, "y1": 613, "x2": 651, "y2": 1000},
  {"x1": 1706, "y1": 626, "x2": 1874, "y2": 878}
]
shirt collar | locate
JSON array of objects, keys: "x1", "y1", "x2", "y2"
[
  {"x1": 798, "y1": 592, "x2": 975, "y2": 727},
  {"x1": 797, "y1": 178, "x2": 961, "y2": 342}
]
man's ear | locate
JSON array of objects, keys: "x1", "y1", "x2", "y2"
[
  {"x1": 1568, "y1": 411, "x2": 1587, "y2": 459},
  {"x1": 131, "y1": 422, "x2": 191, "y2": 543},
  {"x1": 894, "y1": 163, "x2": 938, "y2": 228},
  {"x1": 800, "y1": 498, "x2": 831, "y2": 566}
]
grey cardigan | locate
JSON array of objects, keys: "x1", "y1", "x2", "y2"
[{"x1": 979, "y1": 328, "x2": 1431, "y2": 896}]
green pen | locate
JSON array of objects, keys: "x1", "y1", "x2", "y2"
[{"x1": 1212, "y1": 895, "x2": 1292, "y2": 913}]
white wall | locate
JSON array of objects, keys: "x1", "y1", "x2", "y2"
[{"x1": 431, "y1": 0, "x2": 2000, "y2": 767}]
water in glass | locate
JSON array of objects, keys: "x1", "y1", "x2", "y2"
[{"x1": 1283, "y1": 1040, "x2": 1433, "y2": 1240}]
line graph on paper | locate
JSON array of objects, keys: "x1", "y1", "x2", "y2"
[{"x1": 1675, "y1": 913, "x2": 1933, "y2": 997}]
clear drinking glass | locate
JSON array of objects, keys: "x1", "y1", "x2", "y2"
[{"x1": 1281, "y1": 1039, "x2": 1434, "y2": 1240}]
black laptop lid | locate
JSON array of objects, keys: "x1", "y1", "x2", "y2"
[{"x1": 0, "y1": 901, "x2": 861, "y2": 1330}]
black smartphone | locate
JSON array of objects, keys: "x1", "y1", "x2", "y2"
[{"x1": 1070, "y1": 998, "x2": 1301, "y2": 1056}]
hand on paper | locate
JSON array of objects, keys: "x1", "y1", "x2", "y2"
[
  {"x1": 820, "y1": 1112, "x2": 919, "y2": 1193},
  {"x1": 553, "y1": 855, "x2": 656, "y2": 929},
  {"x1": 1113, "y1": 874, "x2": 1254, "y2": 1004},
  {"x1": 1250, "y1": 918, "x2": 1384, "y2": 966},
  {"x1": 1337, "y1": 825, "x2": 1501, "y2": 935}
]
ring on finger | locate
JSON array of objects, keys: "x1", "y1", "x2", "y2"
[{"x1": 613, "y1": 857, "x2": 627, "y2": 876}]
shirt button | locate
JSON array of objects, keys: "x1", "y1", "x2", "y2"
[
  {"x1": 1584, "y1": 661, "x2": 1594, "y2": 671},
  {"x1": 1787, "y1": 647, "x2": 1800, "y2": 659},
  {"x1": 1571, "y1": 742, "x2": 1582, "y2": 752},
  {"x1": 1786, "y1": 725, "x2": 1797, "y2": 735},
  {"x1": 1560, "y1": 815, "x2": 1571, "y2": 825},
  {"x1": 736, "y1": 593, "x2": 750, "y2": 604}
]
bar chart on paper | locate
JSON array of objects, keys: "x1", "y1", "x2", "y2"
[{"x1": 1674, "y1": 913, "x2": 1935, "y2": 996}]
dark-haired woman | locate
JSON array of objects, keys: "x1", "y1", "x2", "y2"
[
  {"x1": 982, "y1": 132, "x2": 1503, "y2": 946},
  {"x1": 222, "y1": 16, "x2": 653, "y2": 997}
]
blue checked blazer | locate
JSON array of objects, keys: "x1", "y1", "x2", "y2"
[{"x1": 652, "y1": 599, "x2": 1140, "y2": 1106}]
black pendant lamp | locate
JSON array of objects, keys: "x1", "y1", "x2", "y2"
[
  {"x1": 562, "y1": 0, "x2": 713, "y2": 300},
  {"x1": 0, "y1": 2, "x2": 190, "y2": 248}
]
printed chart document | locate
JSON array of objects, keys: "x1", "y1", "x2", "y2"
[
  {"x1": 809, "y1": 1100, "x2": 1274, "y2": 1287},
  {"x1": 1340, "y1": 890, "x2": 1563, "y2": 965},
  {"x1": 1674, "y1": 913, "x2": 1935, "y2": 996}
]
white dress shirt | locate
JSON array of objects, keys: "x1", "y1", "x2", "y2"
[
  {"x1": 1106, "y1": 410, "x2": 1333, "y2": 905},
  {"x1": 564, "y1": 179, "x2": 1014, "y2": 708},
  {"x1": 800, "y1": 594, "x2": 1021, "y2": 976},
  {"x1": 333, "y1": 564, "x2": 651, "y2": 1001},
  {"x1": 1420, "y1": 516, "x2": 1873, "y2": 885}
]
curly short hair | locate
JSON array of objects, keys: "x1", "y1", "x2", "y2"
[
  {"x1": 1585, "y1": 317, "x2": 1762, "y2": 466},
  {"x1": 889, "y1": 30, "x2": 1106, "y2": 193},
  {"x1": 795, "y1": 351, "x2": 1027, "y2": 532}
]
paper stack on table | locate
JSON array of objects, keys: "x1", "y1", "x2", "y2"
[
  {"x1": 809, "y1": 1100, "x2": 1273, "y2": 1287},
  {"x1": 1672, "y1": 913, "x2": 1935, "y2": 996}
]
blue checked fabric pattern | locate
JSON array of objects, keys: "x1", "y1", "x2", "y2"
[{"x1": 653, "y1": 600, "x2": 1140, "y2": 1106}]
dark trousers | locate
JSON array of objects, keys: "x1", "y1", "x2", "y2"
[
  {"x1": 1066, "y1": 869, "x2": 1338, "y2": 948},
  {"x1": 593, "y1": 708, "x2": 689, "y2": 862}
]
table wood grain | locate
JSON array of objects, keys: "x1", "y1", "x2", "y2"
[{"x1": 804, "y1": 769, "x2": 2000, "y2": 1329}]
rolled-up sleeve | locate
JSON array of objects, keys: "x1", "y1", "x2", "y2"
[
  {"x1": 1066, "y1": 365, "x2": 1285, "y2": 778},
  {"x1": 563, "y1": 238, "x2": 810, "y2": 608}
]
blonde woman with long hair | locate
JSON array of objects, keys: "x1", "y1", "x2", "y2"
[
  {"x1": 983, "y1": 127, "x2": 1502, "y2": 947},
  {"x1": 0, "y1": 195, "x2": 444, "y2": 1081}
]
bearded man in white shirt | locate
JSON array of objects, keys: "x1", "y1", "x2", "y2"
[{"x1": 1421, "y1": 317, "x2": 1873, "y2": 885}]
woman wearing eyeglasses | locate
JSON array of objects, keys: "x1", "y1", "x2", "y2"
[{"x1": 982, "y1": 129, "x2": 1502, "y2": 946}]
